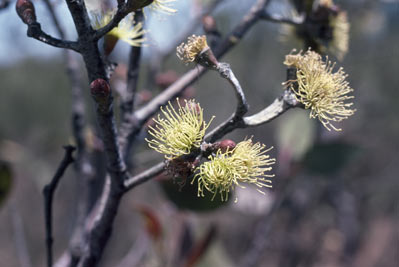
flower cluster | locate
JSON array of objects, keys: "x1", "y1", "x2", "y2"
[
  {"x1": 146, "y1": 99, "x2": 275, "y2": 202},
  {"x1": 284, "y1": 50, "x2": 355, "y2": 131},
  {"x1": 176, "y1": 35, "x2": 209, "y2": 63},
  {"x1": 146, "y1": 99, "x2": 214, "y2": 160},
  {"x1": 194, "y1": 139, "x2": 275, "y2": 201}
]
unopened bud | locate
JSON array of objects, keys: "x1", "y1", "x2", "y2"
[
  {"x1": 215, "y1": 139, "x2": 236, "y2": 153},
  {"x1": 90, "y1": 79, "x2": 110, "y2": 98},
  {"x1": 16, "y1": 0, "x2": 36, "y2": 25}
]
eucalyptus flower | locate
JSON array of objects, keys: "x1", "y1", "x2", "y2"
[
  {"x1": 231, "y1": 139, "x2": 275, "y2": 193},
  {"x1": 284, "y1": 50, "x2": 355, "y2": 131},
  {"x1": 146, "y1": 99, "x2": 214, "y2": 160},
  {"x1": 194, "y1": 150, "x2": 239, "y2": 201},
  {"x1": 193, "y1": 139, "x2": 275, "y2": 202},
  {"x1": 176, "y1": 35, "x2": 209, "y2": 63}
]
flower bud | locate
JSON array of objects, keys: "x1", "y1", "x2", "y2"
[
  {"x1": 16, "y1": 0, "x2": 36, "y2": 25},
  {"x1": 215, "y1": 139, "x2": 236, "y2": 153},
  {"x1": 90, "y1": 79, "x2": 111, "y2": 113},
  {"x1": 176, "y1": 35, "x2": 219, "y2": 69},
  {"x1": 90, "y1": 78, "x2": 110, "y2": 98}
]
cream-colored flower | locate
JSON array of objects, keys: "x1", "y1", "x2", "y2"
[
  {"x1": 91, "y1": 11, "x2": 146, "y2": 47},
  {"x1": 194, "y1": 150, "x2": 239, "y2": 201},
  {"x1": 231, "y1": 139, "x2": 275, "y2": 193},
  {"x1": 193, "y1": 139, "x2": 275, "y2": 202},
  {"x1": 176, "y1": 35, "x2": 209, "y2": 63},
  {"x1": 284, "y1": 50, "x2": 355, "y2": 131},
  {"x1": 146, "y1": 99, "x2": 214, "y2": 159}
]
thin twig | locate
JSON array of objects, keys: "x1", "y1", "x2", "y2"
[
  {"x1": 27, "y1": 23, "x2": 79, "y2": 51},
  {"x1": 119, "y1": 10, "x2": 145, "y2": 158},
  {"x1": 123, "y1": 162, "x2": 165, "y2": 190},
  {"x1": 43, "y1": 145, "x2": 76, "y2": 267}
]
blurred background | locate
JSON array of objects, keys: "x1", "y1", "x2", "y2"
[{"x1": 0, "y1": 0, "x2": 398, "y2": 266}]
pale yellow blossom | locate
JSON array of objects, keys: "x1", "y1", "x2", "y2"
[
  {"x1": 193, "y1": 139, "x2": 275, "y2": 202},
  {"x1": 284, "y1": 50, "x2": 355, "y2": 131},
  {"x1": 176, "y1": 35, "x2": 209, "y2": 63},
  {"x1": 146, "y1": 99, "x2": 214, "y2": 159}
]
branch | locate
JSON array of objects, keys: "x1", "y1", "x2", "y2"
[
  {"x1": 90, "y1": 79, "x2": 127, "y2": 180},
  {"x1": 118, "y1": 10, "x2": 144, "y2": 158},
  {"x1": 216, "y1": 63, "x2": 248, "y2": 116},
  {"x1": 43, "y1": 145, "x2": 76, "y2": 267},
  {"x1": 124, "y1": 162, "x2": 165, "y2": 190},
  {"x1": 78, "y1": 176, "x2": 124, "y2": 267},
  {"x1": 42, "y1": 1, "x2": 94, "y2": 262},
  {"x1": 243, "y1": 90, "x2": 299, "y2": 126},
  {"x1": 27, "y1": 23, "x2": 80, "y2": 51},
  {"x1": 213, "y1": 0, "x2": 271, "y2": 57},
  {"x1": 65, "y1": 0, "x2": 92, "y2": 37},
  {"x1": 64, "y1": 0, "x2": 107, "y2": 81},
  {"x1": 74, "y1": 80, "x2": 130, "y2": 267}
]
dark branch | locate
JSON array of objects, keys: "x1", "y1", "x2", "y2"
[
  {"x1": 119, "y1": 10, "x2": 144, "y2": 158},
  {"x1": 27, "y1": 23, "x2": 79, "y2": 52},
  {"x1": 43, "y1": 145, "x2": 76, "y2": 267},
  {"x1": 124, "y1": 162, "x2": 165, "y2": 190}
]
